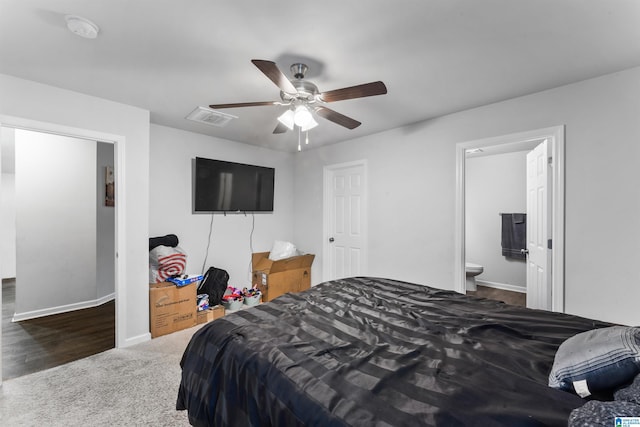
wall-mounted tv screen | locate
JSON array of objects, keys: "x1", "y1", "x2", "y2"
[{"x1": 194, "y1": 157, "x2": 275, "y2": 212}]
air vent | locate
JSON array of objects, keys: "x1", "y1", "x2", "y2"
[{"x1": 186, "y1": 107, "x2": 237, "y2": 127}]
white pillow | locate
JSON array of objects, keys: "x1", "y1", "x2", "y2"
[{"x1": 269, "y1": 240, "x2": 297, "y2": 261}]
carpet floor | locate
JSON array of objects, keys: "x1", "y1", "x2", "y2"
[{"x1": 0, "y1": 323, "x2": 205, "y2": 426}]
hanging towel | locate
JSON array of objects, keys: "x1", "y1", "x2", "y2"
[{"x1": 501, "y1": 213, "x2": 527, "y2": 260}]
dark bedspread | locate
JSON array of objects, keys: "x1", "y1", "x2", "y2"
[{"x1": 177, "y1": 277, "x2": 609, "y2": 426}]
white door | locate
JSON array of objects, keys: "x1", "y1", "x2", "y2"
[
  {"x1": 324, "y1": 162, "x2": 366, "y2": 280},
  {"x1": 526, "y1": 139, "x2": 552, "y2": 309}
]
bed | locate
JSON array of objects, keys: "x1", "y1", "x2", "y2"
[{"x1": 176, "y1": 276, "x2": 616, "y2": 426}]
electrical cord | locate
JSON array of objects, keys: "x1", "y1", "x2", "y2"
[
  {"x1": 247, "y1": 212, "x2": 255, "y2": 284},
  {"x1": 201, "y1": 213, "x2": 214, "y2": 275}
]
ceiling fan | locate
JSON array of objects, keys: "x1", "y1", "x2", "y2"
[{"x1": 209, "y1": 60, "x2": 387, "y2": 138}]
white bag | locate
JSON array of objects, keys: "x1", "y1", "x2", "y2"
[
  {"x1": 268, "y1": 240, "x2": 297, "y2": 261},
  {"x1": 149, "y1": 245, "x2": 187, "y2": 283}
]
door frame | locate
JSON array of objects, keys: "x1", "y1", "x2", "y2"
[
  {"x1": 0, "y1": 114, "x2": 126, "y2": 387},
  {"x1": 322, "y1": 160, "x2": 368, "y2": 282},
  {"x1": 454, "y1": 126, "x2": 565, "y2": 312}
]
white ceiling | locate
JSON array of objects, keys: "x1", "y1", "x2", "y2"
[{"x1": 2, "y1": 0, "x2": 640, "y2": 152}]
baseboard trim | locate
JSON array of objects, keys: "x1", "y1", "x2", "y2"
[
  {"x1": 476, "y1": 280, "x2": 526, "y2": 294},
  {"x1": 12, "y1": 293, "x2": 116, "y2": 322},
  {"x1": 121, "y1": 332, "x2": 151, "y2": 348}
]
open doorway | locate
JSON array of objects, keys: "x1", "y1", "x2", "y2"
[
  {"x1": 454, "y1": 126, "x2": 565, "y2": 313},
  {"x1": 464, "y1": 146, "x2": 532, "y2": 307},
  {"x1": 1, "y1": 126, "x2": 116, "y2": 380}
]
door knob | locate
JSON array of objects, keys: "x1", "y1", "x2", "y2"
[
  {"x1": 329, "y1": 237, "x2": 335, "y2": 242},
  {"x1": 520, "y1": 249, "x2": 529, "y2": 255}
]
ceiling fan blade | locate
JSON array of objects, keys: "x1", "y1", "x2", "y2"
[
  {"x1": 315, "y1": 106, "x2": 361, "y2": 129},
  {"x1": 251, "y1": 59, "x2": 297, "y2": 94},
  {"x1": 273, "y1": 122, "x2": 288, "y2": 134},
  {"x1": 320, "y1": 81, "x2": 387, "y2": 103},
  {"x1": 209, "y1": 101, "x2": 278, "y2": 109}
]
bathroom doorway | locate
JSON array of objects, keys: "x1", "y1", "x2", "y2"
[
  {"x1": 454, "y1": 126, "x2": 565, "y2": 313},
  {"x1": 464, "y1": 148, "x2": 531, "y2": 306}
]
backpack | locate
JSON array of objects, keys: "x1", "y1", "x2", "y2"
[{"x1": 198, "y1": 267, "x2": 229, "y2": 306}]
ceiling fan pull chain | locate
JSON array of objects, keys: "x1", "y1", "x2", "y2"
[
  {"x1": 298, "y1": 127, "x2": 302, "y2": 151},
  {"x1": 305, "y1": 131, "x2": 309, "y2": 145}
]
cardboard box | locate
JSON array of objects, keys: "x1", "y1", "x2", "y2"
[
  {"x1": 197, "y1": 305, "x2": 225, "y2": 324},
  {"x1": 252, "y1": 252, "x2": 314, "y2": 302},
  {"x1": 149, "y1": 282, "x2": 197, "y2": 338}
]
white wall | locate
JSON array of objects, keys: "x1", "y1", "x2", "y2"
[
  {"x1": 294, "y1": 66, "x2": 640, "y2": 326},
  {"x1": 0, "y1": 127, "x2": 16, "y2": 279},
  {"x1": 149, "y1": 124, "x2": 296, "y2": 287},
  {"x1": 14, "y1": 130, "x2": 97, "y2": 315},
  {"x1": 96, "y1": 142, "x2": 115, "y2": 299},
  {"x1": 294, "y1": 123, "x2": 456, "y2": 289},
  {"x1": 466, "y1": 151, "x2": 527, "y2": 290},
  {"x1": 0, "y1": 174, "x2": 15, "y2": 279},
  {"x1": 0, "y1": 73, "x2": 150, "y2": 347}
]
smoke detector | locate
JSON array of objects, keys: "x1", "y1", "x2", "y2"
[
  {"x1": 186, "y1": 107, "x2": 237, "y2": 127},
  {"x1": 65, "y1": 15, "x2": 100, "y2": 39}
]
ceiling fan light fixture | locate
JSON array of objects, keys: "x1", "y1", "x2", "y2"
[
  {"x1": 208, "y1": 59, "x2": 388, "y2": 149},
  {"x1": 277, "y1": 110, "x2": 295, "y2": 130},
  {"x1": 300, "y1": 116, "x2": 318, "y2": 132},
  {"x1": 293, "y1": 105, "x2": 313, "y2": 127}
]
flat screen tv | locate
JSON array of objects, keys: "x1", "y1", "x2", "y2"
[{"x1": 194, "y1": 157, "x2": 275, "y2": 212}]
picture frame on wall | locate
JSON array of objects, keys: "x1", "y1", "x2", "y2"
[{"x1": 105, "y1": 166, "x2": 115, "y2": 207}]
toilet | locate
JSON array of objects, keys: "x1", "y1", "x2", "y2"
[{"x1": 465, "y1": 262, "x2": 484, "y2": 291}]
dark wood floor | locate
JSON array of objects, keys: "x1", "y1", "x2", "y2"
[
  {"x1": 2, "y1": 278, "x2": 115, "y2": 380},
  {"x1": 467, "y1": 284, "x2": 526, "y2": 307}
]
